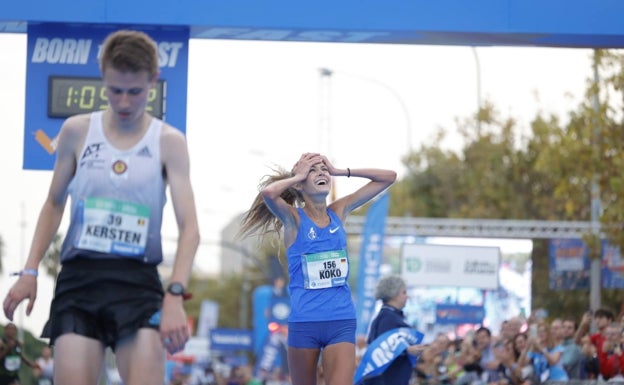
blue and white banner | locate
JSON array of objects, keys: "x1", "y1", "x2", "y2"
[
  {"x1": 24, "y1": 23, "x2": 189, "y2": 170},
  {"x1": 353, "y1": 327, "x2": 424, "y2": 385},
  {"x1": 196, "y1": 300, "x2": 219, "y2": 338},
  {"x1": 355, "y1": 192, "x2": 390, "y2": 336},
  {"x1": 209, "y1": 328, "x2": 253, "y2": 351},
  {"x1": 255, "y1": 329, "x2": 287, "y2": 377},
  {"x1": 548, "y1": 238, "x2": 590, "y2": 290},
  {"x1": 435, "y1": 304, "x2": 485, "y2": 325},
  {"x1": 602, "y1": 240, "x2": 624, "y2": 289}
]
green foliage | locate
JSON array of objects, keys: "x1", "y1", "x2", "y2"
[
  {"x1": 394, "y1": 49, "x2": 624, "y2": 320},
  {"x1": 41, "y1": 233, "x2": 62, "y2": 278},
  {"x1": 186, "y1": 274, "x2": 248, "y2": 329}
]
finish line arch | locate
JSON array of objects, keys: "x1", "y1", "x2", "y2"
[{"x1": 2, "y1": 0, "x2": 624, "y2": 48}]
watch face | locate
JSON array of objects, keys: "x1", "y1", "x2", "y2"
[{"x1": 168, "y1": 283, "x2": 185, "y2": 295}]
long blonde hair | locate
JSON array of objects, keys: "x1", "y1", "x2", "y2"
[{"x1": 237, "y1": 167, "x2": 303, "y2": 240}]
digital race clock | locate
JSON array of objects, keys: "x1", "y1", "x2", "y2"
[{"x1": 47, "y1": 76, "x2": 166, "y2": 119}]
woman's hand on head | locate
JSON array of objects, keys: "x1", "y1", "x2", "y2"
[
  {"x1": 320, "y1": 154, "x2": 337, "y2": 175},
  {"x1": 293, "y1": 153, "x2": 321, "y2": 177}
]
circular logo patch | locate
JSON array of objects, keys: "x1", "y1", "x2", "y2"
[
  {"x1": 112, "y1": 160, "x2": 128, "y2": 175},
  {"x1": 406, "y1": 257, "x2": 422, "y2": 273}
]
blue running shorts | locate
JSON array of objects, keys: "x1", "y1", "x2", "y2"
[{"x1": 288, "y1": 319, "x2": 356, "y2": 348}]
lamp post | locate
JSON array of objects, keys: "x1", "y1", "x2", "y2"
[
  {"x1": 590, "y1": 51, "x2": 602, "y2": 312},
  {"x1": 318, "y1": 67, "x2": 413, "y2": 213},
  {"x1": 318, "y1": 67, "x2": 333, "y2": 157},
  {"x1": 320, "y1": 67, "x2": 412, "y2": 156},
  {"x1": 318, "y1": 68, "x2": 336, "y2": 201},
  {"x1": 471, "y1": 47, "x2": 482, "y2": 136}
]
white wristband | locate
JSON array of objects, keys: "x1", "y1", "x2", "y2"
[{"x1": 10, "y1": 269, "x2": 38, "y2": 277}]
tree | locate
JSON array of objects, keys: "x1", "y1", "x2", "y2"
[
  {"x1": 41, "y1": 233, "x2": 62, "y2": 278},
  {"x1": 393, "y1": 50, "x2": 624, "y2": 318},
  {"x1": 186, "y1": 274, "x2": 247, "y2": 329},
  {"x1": 395, "y1": 102, "x2": 544, "y2": 221}
]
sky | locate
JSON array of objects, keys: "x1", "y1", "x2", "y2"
[{"x1": 0, "y1": 33, "x2": 594, "y2": 335}]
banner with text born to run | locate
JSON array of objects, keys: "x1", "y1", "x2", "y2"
[
  {"x1": 23, "y1": 23, "x2": 189, "y2": 170},
  {"x1": 401, "y1": 243, "x2": 500, "y2": 290}
]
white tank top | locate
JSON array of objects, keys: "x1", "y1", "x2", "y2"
[{"x1": 61, "y1": 111, "x2": 166, "y2": 264}]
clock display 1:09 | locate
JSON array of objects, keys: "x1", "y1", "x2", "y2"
[{"x1": 47, "y1": 76, "x2": 166, "y2": 119}]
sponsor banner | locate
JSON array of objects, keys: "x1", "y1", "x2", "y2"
[
  {"x1": 355, "y1": 192, "x2": 390, "y2": 336},
  {"x1": 209, "y1": 328, "x2": 253, "y2": 351},
  {"x1": 435, "y1": 304, "x2": 485, "y2": 325},
  {"x1": 197, "y1": 300, "x2": 219, "y2": 338},
  {"x1": 401, "y1": 243, "x2": 500, "y2": 289},
  {"x1": 602, "y1": 240, "x2": 624, "y2": 289},
  {"x1": 548, "y1": 238, "x2": 590, "y2": 290}
]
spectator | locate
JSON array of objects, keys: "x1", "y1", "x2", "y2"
[
  {"x1": 454, "y1": 327, "x2": 499, "y2": 385},
  {"x1": 511, "y1": 333, "x2": 533, "y2": 384},
  {"x1": 500, "y1": 317, "x2": 524, "y2": 343},
  {"x1": 226, "y1": 365, "x2": 241, "y2": 385},
  {"x1": 444, "y1": 338, "x2": 479, "y2": 385},
  {"x1": 363, "y1": 275, "x2": 425, "y2": 385},
  {"x1": 579, "y1": 334, "x2": 600, "y2": 380},
  {"x1": 0, "y1": 323, "x2": 38, "y2": 385},
  {"x1": 475, "y1": 327, "x2": 501, "y2": 383},
  {"x1": 415, "y1": 345, "x2": 445, "y2": 384},
  {"x1": 576, "y1": 308, "x2": 615, "y2": 354},
  {"x1": 549, "y1": 318, "x2": 564, "y2": 347},
  {"x1": 492, "y1": 339, "x2": 521, "y2": 385},
  {"x1": 520, "y1": 321, "x2": 569, "y2": 383},
  {"x1": 33, "y1": 345, "x2": 54, "y2": 385},
  {"x1": 597, "y1": 322, "x2": 624, "y2": 381},
  {"x1": 560, "y1": 317, "x2": 583, "y2": 379},
  {"x1": 237, "y1": 365, "x2": 262, "y2": 385},
  {"x1": 434, "y1": 333, "x2": 453, "y2": 363}
]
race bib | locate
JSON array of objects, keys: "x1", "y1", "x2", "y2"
[
  {"x1": 302, "y1": 250, "x2": 348, "y2": 289},
  {"x1": 4, "y1": 355, "x2": 20, "y2": 371},
  {"x1": 76, "y1": 197, "x2": 150, "y2": 257}
]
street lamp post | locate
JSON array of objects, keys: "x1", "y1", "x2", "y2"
[
  {"x1": 317, "y1": 67, "x2": 413, "y2": 214},
  {"x1": 590, "y1": 52, "x2": 602, "y2": 312},
  {"x1": 471, "y1": 47, "x2": 482, "y2": 136},
  {"x1": 319, "y1": 68, "x2": 412, "y2": 156},
  {"x1": 318, "y1": 68, "x2": 337, "y2": 201},
  {"x1": 319, "y1": 67, "x2": 412, "y2": 178}
]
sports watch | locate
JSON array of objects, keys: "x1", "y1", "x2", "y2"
[{"x1": 166, "y1": 282, "x2": 186, "y2": 296}]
